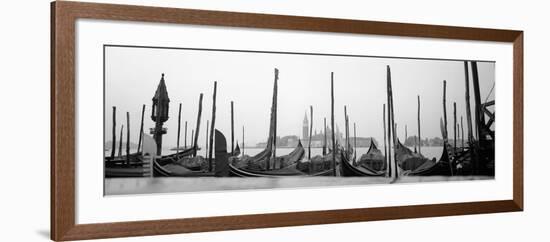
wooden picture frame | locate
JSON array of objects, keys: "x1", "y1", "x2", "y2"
[{"x1": 51, "y1": 1, "x2": 523, "y2": 241}]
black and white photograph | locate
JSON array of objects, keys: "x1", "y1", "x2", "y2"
[{"x1": 103, "y1": 45, "x2": 495, "y2": 195}]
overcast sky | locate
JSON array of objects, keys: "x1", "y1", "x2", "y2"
[{"x1": 104, "y1": 45, "x2": 494, "y2": 149}]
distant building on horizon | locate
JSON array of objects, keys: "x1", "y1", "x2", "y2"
[
  {"x1": 254, "y1": 114, "x2": 386, "y2": 148},
  {"x1": 299, "y1": 113, "x2": 346, "y2": 147}
]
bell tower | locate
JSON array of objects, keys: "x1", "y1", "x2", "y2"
[{"x1": 150, "y1": 73, "x2": 170, "y2": 155}]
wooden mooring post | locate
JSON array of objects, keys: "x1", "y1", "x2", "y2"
[
  {"x1": 190, "y1": 129, "x2": 194, "y2": 148},
  {"x1": 442, "y1": 81, "x2": 453, "y2": 176},
  {"x1": 308, "y1": 105, "x2": 313, "y2": 160},
  {"x1": 118, "y1": 125, "x2": 124, "y2": 158},
  {"x1": 454, "y1": 101, "x2": 457, "y2": 153},
  {"x1": 443, "y1": 80, "x2": 448, "y2": 142},
  {"x1": 417, "y1": 95, "x2": 421, "y2": 154},
  {"x1": 137, "y1": 104, "x2": 145, "y2": 153},
  {"x1": 461, "y1": 116, "x2": 464, "y2": 149},
  {"x1": 330, "y1": 72, "x2": 336, "y2": 176},
  {"x1": 464, "y1": 61, "x2": 473, "y2": 143},
  {"x1": 269, "y1": 69, "x2": 279, "y2": 170},
  {"x1": 344, "y1": 105, "x2": 348, "y2": 155},
  {"x1": 456, "y1": 123, "x2": 464, "y2": 150},
  {"x1": 383, "y1": 104, "x2": 388, "y2": 176},
  {"x1": 110, "y1": 106, "x2": 116, "y2": 159},
  {"x1": 184, "y1": 121, "x2": 187, "y2": 149},
  {"x1": 353, "y1": 122, "x2": 357, "y2": 163},
  {"x1": 323, "y1": 117, "x2": 327, "y2": 156},
  {"x1": 471, "y1": 61, "x2": 485, "y2": 141},
  {"x1": 176, "y1": 103, "x2": 182, "y2": 158},
  {"x1": 126, "y1": 112, "x2": 130, "y2": 164},
  {"x1": 231, "y1": 101, "x2": 234, "y2": 154},
  {"x1": 193, "y1": 93, "x2": 203, "y2": 157},
  {"x1": 386, "y1": 66, "x2": 393, "y2": 178},
  {"x1": 208, "y1": 82, "x2": 217, "y2": 171},
  {"x1": 387, "y1": 65, "x2": 398, "y2": 179},
  {"x1": 205, "y1": 120, "x2": 209, "y2": 159}
]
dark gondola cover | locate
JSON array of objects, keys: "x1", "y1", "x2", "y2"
[
  {"x1": 236, "y1": 137, "x2": 305, "y2": 171},
  {"x1": 296, "y1": 148, "x2": 339, "y2": 175},
  {"x1": 272, "y1": 140, "x2": 305, "y2": 168},
  {"x1": 208, "y1": 130, "x2": 303, "y2": 177},
  {"x1": 216, "y1": 131, "x2": 334, "y2": 177},
  {"x1": 395, "y1": 140, "x2": 429, "y2": 171},
  {"x1": 340, "y1": 151, "x2": 385, "y2": 177},
  {"x1": 234, "y1": 129, "x2": 273, "y2": 169},
  {"x1": 156, "y1": 146, "x2": 197, "y2": 165},
  {"x1": 152, "y1": 159, "x2": 216, "y2": 177},
  {"x1": 358, "y1": 140, "x2": 386, "y2": 171},
  {"x1": 407, "y1": 144, "x2": 453, "y2": 176},
  {"x1": 152, "y1": 131, "x2": 230, "y2": 177},
  {"x1": 236, "y1": 141, "x2": 305, "y2": 176}
]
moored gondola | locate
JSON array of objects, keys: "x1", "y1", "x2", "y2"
[
  {"x1": 214, "y1": 130, "x2": 335, "y2": 177},
  {"x1": 153, "y1": 130, "x2": 230, "y2": 177},
  {"x1": 105, "y1": 160, "x2": 151, "y2": 178},
  {"x1": 153, "y1": 159, "x2": 216, "y2": 177},
  {"x1": 395, "y1": 140, "x2": 429, "y2": 171},
  {"x1": 340, "y1": 150, "x2": 385, "y2": 177},
  {"x1": 232, "y1": 68, "x2": 305, "y2": 171},
  {"x1": 296, "y1": 146, "x2": 339, "y2": 175},
  {"x1": 358, "y1": 140, "x2": 386, "y2": 171},
  {"x1": 405, "y1": 144, "x2": 453, "y2": 176},
  {"x1": 270, "y1": 140, "x2": 305, "y2": 169},
  {"x1": 156, "y1": 146, "x2": 198, "y2": 165},
  {"x1": 105, "y1": 152, "x2": 143, "y2": 166}
]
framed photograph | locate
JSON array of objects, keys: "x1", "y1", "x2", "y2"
[{"x1": 51, "y1": 1, "x2": 523, "y2": 241}]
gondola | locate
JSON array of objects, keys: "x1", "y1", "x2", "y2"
[
  {"x1": 296, "y1": 148, "x2": 338, "y2": 175},
  {"x1": 358, "y1": 140, "x2": 386, "y2": 171},
  {"x1": 406, "y1": 144, "x2": 453, "y2": 176},
  {"x1": 394, "y1": 140, "x2": 429, "y2": 171},
  {"x1": 105, "y1": 152, "x2": 143, "y2": 166},
  {"x1": 152, "y1": 146, "x2": 204, "y2": 171},
  {"x1": 214, "y1": 130, "x2": 333, "y2": 177},
  {"x1": 153, "y1": 131, "x2": 230, "y2": 177},
  {"x1": 219, "y1": 133, "x2": 305, "y2": 177},
  {"x1": 340, "y1": 150, "x2": 385, "y2": 177},
  {"x1": 153, "y1": 159, "x2": 216, "y2": 177},
  {"x1": 235, "y1": 141, "x2": 305, "y2": 175},
  {"x1": 105, "y1": 152, "x2": 152, "y2": 178},
  {"x1": 233, "y1": 119, "x2": 275, "y2": 169},
  {"x1": 156, "y1": 146, "x2": 198, "y2": 165},
  {"x1": 233, "y1": 137, "x2": 272, "y2": 169},
  {"x1": 229, "y1": 160, "x2": 334, "y2": 177},
  {"x1": 228, "y1": 163, "x2": 305, "y2": 177},
  {"x1": 105, "y1": 162, "x2": 151, "y2": 178},
  {"x1": 271, "y1": 140, "x2": 305, "y2": 168},
  {"x1": 404, "y1": 113, "x2": 454, "y2": 176},
  {"x1": 105, "y1": 146, "x2": 197, "y2": 177}
]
